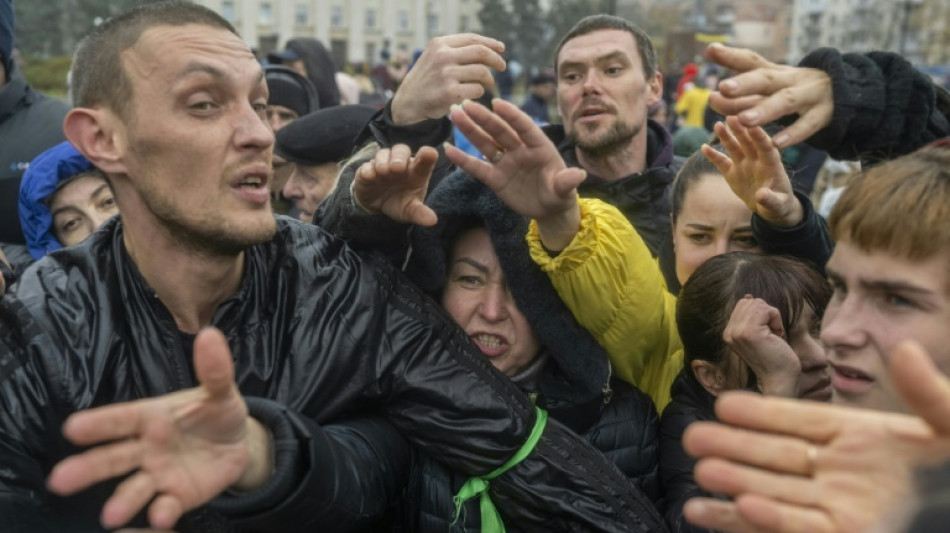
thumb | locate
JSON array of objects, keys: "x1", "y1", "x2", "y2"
[
  {"x1": 193, "y1": 327, "x2": 235, "y2": 399},
  {"x1": 407, "y1": 200, "x2": 438, "y2": 227},
  {"x1": 754, "y1": 187, "x2": 784, "y2": 213},
  {"x1": 891, "y1": 341, "x2": 950, "y2": 436},
  {"x1": 553, "y1": 168, "x2": 586, "y2": 198}
]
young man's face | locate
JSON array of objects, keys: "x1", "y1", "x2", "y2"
[
  {"x1": 555, "y1": 29, "x2": 661, "y2": 157},
  {"x1": 115, "y1": 23, "x2": 275, "y2": 254},
  {"x1": 822, "y1": 239, "x2": 950, "y2": 413}
]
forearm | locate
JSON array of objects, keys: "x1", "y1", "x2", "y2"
[
  {"x1": 752, "y1": 190, "x2": 833, "y2": 274},
  {"x1": 528, "y1": 199, "x2": 682, "y2": 407},
  {"x1": 210, "y1": 398, "x2": 409, "y2": 532},
  {"x1": 800, "y1": 48, "x2": 950, "y2": 161}
]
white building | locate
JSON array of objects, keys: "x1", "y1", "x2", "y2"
[{"x1": 195, "y1": 0, "x2": 483, "y2": 67}]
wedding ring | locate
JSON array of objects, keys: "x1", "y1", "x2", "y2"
[{"x1": 489, "y1": 149, "x2": 505, "y2": 163}]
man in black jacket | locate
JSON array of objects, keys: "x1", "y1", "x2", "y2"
[
  {"x1": 0, "y1": 0, "x2": 70, "y2": 274},
  {"x1": 0, "y1": 2, "x2": 663, "y2": 532}
]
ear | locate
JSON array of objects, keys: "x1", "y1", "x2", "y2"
[
  {"x1": 63, "y1": 108, "x2": 127, "y2": 175},
  {"x1": 691, "y1": 359, "x2": 726, "y2": 397},
  {"x1": 646, "y1": 70, "x2": 663, "y2": 108}
]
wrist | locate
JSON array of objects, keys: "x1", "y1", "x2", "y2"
[
  {"x1": 536, "y1": 203, "x2": 581, "y2": 252},
  {"x1": 391, "y1": 95, "x2": 422, "y2": 126},
  {"x1": 757, "y1": 374, "x2": 798, "y2": 397},
  {"x1": 232, "y1": 417, "x2": 274, "y2": 492},
  {"x1": 765, "y1": 195, "x2": 805, "y2": 228}
]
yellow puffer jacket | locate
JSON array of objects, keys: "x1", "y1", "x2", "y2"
[{"x1": 528, "y1": 198, "x2": 683, "y2": 411}]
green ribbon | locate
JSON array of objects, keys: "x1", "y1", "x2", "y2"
[{"x1": 452, "y1": 407, "x2": 549, "y2": 533}]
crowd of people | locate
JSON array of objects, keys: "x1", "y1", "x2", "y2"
[{"x1": 1, "y1": 0, "x2": 950, "y2": 531}]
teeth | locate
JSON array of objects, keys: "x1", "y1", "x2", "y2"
[
  {"x1": 474, "y1": 334, "x2": 503, "y2": 348},
  {"x1": 241, "y1": 176, "x2": 263, "y2": 186}
]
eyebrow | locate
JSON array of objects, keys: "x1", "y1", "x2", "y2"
[
  {"x1": 90, "y1": 183, "x2": 111, "y2": 199},
  {"x1": 174, "y1": 63, "x2": 265, "y2": 87},
  {"x1": 453, "y1": 257, "x2": 489, "y2": 274},
  {"x1": 50, "y1": 205, "x2": 81, "y2": 218},
  {"x1": 558, "y1": 51, "x2": 628, "y2": 72},
  {"x1": 682, "y1": 223, "x2": 754, "y2": 232},
  {"x1": 826, "y1": 266, "x2": 936, "y2": 295}
]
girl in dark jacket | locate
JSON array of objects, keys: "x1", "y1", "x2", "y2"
[
  {"x1": 659, "y1": 252, "x2": 832, "y2": 533},
  {"x1": 396, "y1": 169, "x2": 664, "y2": 532}
]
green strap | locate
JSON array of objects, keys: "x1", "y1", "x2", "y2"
[{"x1": 452, "y1": 407, "x2": 548, "y2": 533}]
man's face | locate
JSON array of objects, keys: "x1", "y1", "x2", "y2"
[
  {"x1": 555, "y1": 29, "x2": 661, "y2": 157},
  {"x1": 822, "y1": 239, "x2": 950, "y2": 413},
  {"x1": 282, "y1": 162, "x2": 337, "y2": 222},
  {"x1": 115, "y1": 24, "x2": 274, "y2": 255}
]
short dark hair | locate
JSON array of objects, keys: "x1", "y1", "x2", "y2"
[
  {"x1": 70, "y1": 1, "x2": 237, "y2": 120},
  {"x1": 554, "y1": 14, "x2": 657, "y2": 78},
  {"x1": 677, "y1": 252, "x2": 831, "y2": 378},
  {"x1": 670, "y1": 147, "x2": 723, "y2": 223}
]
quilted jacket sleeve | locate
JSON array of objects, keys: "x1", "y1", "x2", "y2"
[{"x1": 527, "y1": 198, "x2": 683, "y2": 411}]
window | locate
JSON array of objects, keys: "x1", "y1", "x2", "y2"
[
  {"x1": 331, "y1": 5, "x2": 344, "y2": 27},
  {"x1": 295, "y1": 4, "x2": 308, "y2": 26},
  {"x1": 366, "y1": 9, "x2": 376, "y2": 29},
  {"x1": 258, "y1": 2, "x2": 273, "y2": 24},
  {"x1": 398, "y1": 10, "x2": 409, "y2": 30},
  {"x1": 221, "y1": 0, "x2": 235, "y2": 22}
]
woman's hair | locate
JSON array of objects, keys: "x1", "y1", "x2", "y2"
[
  {"x1": 677, "y1": 252, "x2": 832, "y2": 382},
  {"x1": 670, "y1": 147, "x2": 723, "y2": 223}
]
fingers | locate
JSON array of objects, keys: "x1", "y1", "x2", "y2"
[
  {"x1": 704, "y1": 43, "x2": 771, "y2": 75},
  {"x1": 711, "y1": 391, "x2": 849, "y2": 441},
  {"x1": 891, "y1": 340, "x2": 950, "y2": 436},
  {"x1": 701, "y1": 143, "x2": 734, "y2": 176},
  {"x1": 553, "y1": 168, "x2": 586, "y2": 199},
  {"x1": 770, "y1": 101, "x2": 834, "y2": 148},
  {"x1": 693, "y1": 457, "x2": 819, "y2": 504},
  {"x1": 438, "y1": 33, "x2": 506, "y2": 60},
  {"x1": 444, "y1": 142, "x2": 495, "y2": 184},
  {"x1": 684, "y1": 422, "x2": 818, "y2": 477},
  {"x1": 452, "y1": 100, "x2": 523, "y2": 156},
  {"x1": 48, "y1": 438, "x2": 144, "y2": 495},
  {"x1": 735, "y1": 494, "x2": 837, "y2": 533},
  {"x1": 708, "y1": 93, "x2": 768, "y2": 119},
  {"x1": 192, "y1": 328, "x2": 235, "y2": 400},
  {"x1": 101, "y1": 472, "x2": 157, "y2": 529},
  {"x1": 684, "y1": 498, "x2": 766, "y2": 533},
  {"x1": 148, "y1": 494, "x2": 185, "y2": 531}
]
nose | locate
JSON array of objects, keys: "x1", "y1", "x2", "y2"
[
  {"x1": 798, "y1": 335, "x2": 830, "y2": 373},
  {"x1": 581, "y1": 69, "x2": 601, "y2": 95},
  {"x1": 237, "y1": 102, "x2": 275, "y2": 152},
  {"x1": 820, "y1": 297, "x2": 867, "y2": 351},
  {"x1": 283, "y1": 168, "x2": 304, "y2": 200},
  {"x1": 478, "y1": 283, "x2": 511, "y2": 322},
  {"x1": 717, "y1": 237, "x2": 733, "y2": 256}
]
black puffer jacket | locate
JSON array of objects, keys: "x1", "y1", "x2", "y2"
[
  {"x1": 658, "y1": 370, "x2": 718, "y2": 533},
  {"x1": 1, "y1": 216, "x2": 660, "y2": 532},
  {"x1": 394, "y1": 171, "x2": 664, "y2": 531},
  {"x1": 0, "y1": 64, "x2": 70, "y2": 250}
]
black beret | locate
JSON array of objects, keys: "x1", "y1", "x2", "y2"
[{"x1": 274, "y1": 104, "x2": 378, "y2": 166}]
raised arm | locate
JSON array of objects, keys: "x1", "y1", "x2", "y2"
[{"x1": 705, "y1": 43, "x2": 950, "y2": 160}]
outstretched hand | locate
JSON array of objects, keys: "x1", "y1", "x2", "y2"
[
  {"x1": 682, "y1": 341, "x2": 950, "y2": 533},
  {"x1": 704, "y1": 43, "x2": 833, "y2": 149},
  {"x1": 723, "y1": 296, "x2": 801, "y2": 398},
  {"x1": 47, "y1": 328, "x2": 271, "y2": 530},
  {"x1": 445, "y1": 99, "x2": 586, "y2": 251},
  {"x1": 391, "y1": 34, "x2": 506, "y2": 125},
  {"x1": 703, "y1": 116, "x2": 803, "y2": 227},
  {"x1": 353, "y1": 145, "x2": 439, "y2": 227}
]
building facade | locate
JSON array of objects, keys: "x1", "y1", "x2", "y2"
[{"x1": 195, "y1": 0, "x2": 483, "y2": 68}]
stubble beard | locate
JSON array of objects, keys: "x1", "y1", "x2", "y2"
[{"x1": 566, "y1": 117, "x2": 641, "y2": 159}]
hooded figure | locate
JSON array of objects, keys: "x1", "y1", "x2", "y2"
[
  {"x1": 397, "y1": 169, "x2": 662, "y2": 531},
  {"x1": 18, "y1": 141, "x2": 99, "y2": 259},
  {"x1": 269, "y1": 38, "x2": 341, "y2": 108}
]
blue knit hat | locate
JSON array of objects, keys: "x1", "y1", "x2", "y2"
[
  {"x1": 18, "y1": 142, "x2": 95, "y2": 259},
  {"x1": 0, "y1": 0, "x2": 13, "y2": 74}
]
